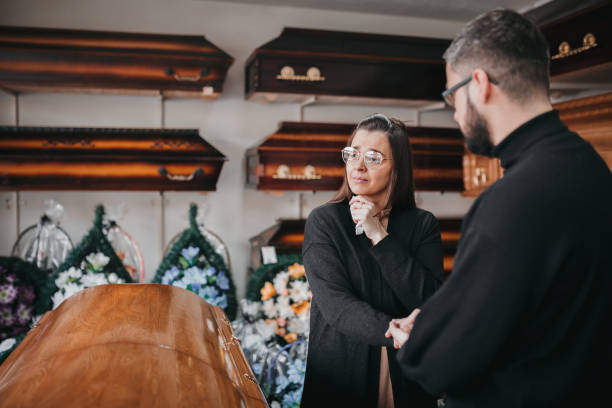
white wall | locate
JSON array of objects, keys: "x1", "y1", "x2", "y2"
[{"x1": 0, "y1": 0, "x2": 474, "y2": 296}]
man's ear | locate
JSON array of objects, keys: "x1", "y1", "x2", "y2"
[{"x1": 471, "y1": 68, "x2": 494, "y2": 105}]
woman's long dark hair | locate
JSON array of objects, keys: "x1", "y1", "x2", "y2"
[{"x1": 329, "y1": 114, "x2": 416, "y2": 210}]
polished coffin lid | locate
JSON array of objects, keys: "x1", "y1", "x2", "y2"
[
  {"x1": 0, "y1": 126, "x2": 227, "y2": 191},
  {"x1": 0, "y1": 26, "x2": 234, "y2": 99},
  {"x1": 0, "y1": 284, "x2": 267, "y2": 408},
  {"x1": 246, "y1": 121, "x2": 465, "y2": 192},
  {"x1": 245, "y1": 27, "x2": 450, "y2": 107}
]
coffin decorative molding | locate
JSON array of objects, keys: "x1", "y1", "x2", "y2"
[
  {"x1": 0, "y1": 126, "x2": 226, "y2": 191},
  {"x1": 245, "y1": 27, "x2": 451, "y2": 107},
  {"x1": 246, "y1": 121, "x2": 465, "y2": 192},
  {"x1": 0, "y1": 26, "x2": 234, "y2": 99}
]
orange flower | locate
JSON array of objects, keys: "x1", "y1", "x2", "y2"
[
  {"x1": 260, "y1": 281, "x2": 276, "y2": 301},
  {"x1": 288, "y1": 263, "x2": 306, "y2": 279},
  {"x1": 284, "y1": 332, "x2": 298, "y2": 343},
  {"x1": 291, "y1": 300, "x2": 311, "y2": 315}
]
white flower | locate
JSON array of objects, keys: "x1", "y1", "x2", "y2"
[
  {"x1": 254, "y1": 319, "x2": 276, "y2": 341},
  {"x1": 52, "y1": 291, "x2": 66, "y2": 309},
  {"x1": 107, "y1": 273, "x2": 119, "y2": 283},
  {"x1": 240, "y1": 299, "x2": 261, "y2": 318},
  {"x1": 86, "y1": 252, "x2": 110, "y2": 269},
  {"x1": 262, "y1": 299, "x2": 277, "y2": 318},
  {"x1": 289, "y1": 280, "x2": 310, "y2": 303},
  {"x1": 80, "y1": 272, "x2": 107, "y2": 288},
  {"x1": 66, "y1": 266, "x2": 82, "y2": 280},
  {"x1": 62, "y1": 282, "x2": 84, "y2": 299},
  {"x1": 55, "y1": 270, "x2": 71, "y2": 288},
  {"x1": 0, "y1": 338, "x2": 16, "y2": 353},
  {"x1": 276, "y1": 296, "x2": 294, "y2": 319},
  {"x1": 273, "y1": 271, "x2": 290, "y2": 295},
  {"x1": 243, "y1": 333, "x2": 264, "y2": 349},
  {"x1": 287, "y1": 316, "x2": 309, "y2": 335},
  {"x1": 271, "y1": 402, "x2": 281, "y2": 408}
]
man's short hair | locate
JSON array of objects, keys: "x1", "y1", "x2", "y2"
[{"x1": 443, "y1": 8, "x2": 550, "y2": 102}]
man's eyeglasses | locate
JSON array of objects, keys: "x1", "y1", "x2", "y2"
[
  {"x1": 341, "y1": 146, "x2": 391, "y2": 168},
  {"x1": 441, "y1": 74, "x2": 499, "y2": 108}
]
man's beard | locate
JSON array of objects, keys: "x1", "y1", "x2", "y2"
[{"x1": 463, "y1": 96, "x2": 494, "y2": 156}]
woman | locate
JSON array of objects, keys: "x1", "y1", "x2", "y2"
[{"x1": 301, "y1": 114, "x2": 443, "y2": 408}]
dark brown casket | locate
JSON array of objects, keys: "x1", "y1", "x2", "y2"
[
  {"x1": 0, "y1": 26, "x2": 234, "y2": 99},
  {"x1": 246, "y1": 121, "x2": 465, "y2": 192},
  {"x1": 0, "y1": 284, "x2": 268, "y2": 408},
  {"x1": 0, "y1": 126, "x2": 227, "y2": 191},
  {"x1": 245, "y1": 27, "x2": 450, "y2": 106}
]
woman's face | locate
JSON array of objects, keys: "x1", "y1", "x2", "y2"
[{"x1": 346, "y1": 129, "x2": 393, "y2": 203}]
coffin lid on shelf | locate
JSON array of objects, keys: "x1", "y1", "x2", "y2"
[
  {"x1": 249, "y1": 218, "x2": 306, "y2": 271},
  {"x1": 246, "y1": 121, "x2": 465, "y2": 192},
  {"x1": 245, "y1": 27, "x2": 450, "y2": 107},
  {"x1": 0, "y1": 25, "x2": 234, "y2": 99},
  {"x1": 0, "y1": 126, "x2": 227, "y2": 191}
]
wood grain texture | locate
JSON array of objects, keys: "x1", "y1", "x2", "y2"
[{"x1": 0, "y1": 284, "x2": 267, "y2": 408}]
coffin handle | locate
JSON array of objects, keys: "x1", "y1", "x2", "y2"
[
  {"x1": 158, "y1": 166, "x2": 203, "y2": 181},
  {"x1": 164, "y1": 67, "x2": 210, "y2": 82}
]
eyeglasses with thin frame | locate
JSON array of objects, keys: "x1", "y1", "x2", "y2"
[
  {"x1": 441, "y1": 74, "x2": 499, "y2": 108},
  {"x1": 341, "y1": 146, "x2": 391, "y2": 168}
]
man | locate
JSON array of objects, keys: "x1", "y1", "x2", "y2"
[{"x1": 385, "y1": 8, "x2": 612, "y2": 407}]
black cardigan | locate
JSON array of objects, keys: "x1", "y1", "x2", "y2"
[
  {"x1": 301, "y1": 201, "x2": 443, "y2": 407},
  {"x1": 397, "y1": 110, "x2": 612, "y2": 407}
]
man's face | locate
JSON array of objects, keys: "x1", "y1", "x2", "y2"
[{"x1": 445, "y1": 64, "x2": 494, "y2": 156}]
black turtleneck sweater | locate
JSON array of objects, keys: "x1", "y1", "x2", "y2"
[{"x1": 396, "y1": 110, "x2": 612, "y2": 407}]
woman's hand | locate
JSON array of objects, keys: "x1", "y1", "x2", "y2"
[
  {"x1": 385, "y1": 308, "x2": 421, "y2": 349},
  {"x1": 349, "y1": 196, "x2": 388, "y2": 245}
]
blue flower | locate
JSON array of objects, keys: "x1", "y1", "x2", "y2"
[
  {"x1": 183, "y1": 266, "x2": 206, "y2": 284},
  {"x1": 180, "y1": 246, "x2": 200, "y2": 263},
  {"x1": 162, "y1": 266, "x2": 181, "y2": 284},
  {"x1": 274, "y1": 374, "x2": 291, "y2": 394},
  {"x1": 252, "y1": 362, "x2": 263, "y2": 376},
  {"x1": 216, "y1": 272, "x2": 230, "y2": 290},
  {"x1": 210, "y1": 294, "x2": 228, "y2": 309},
  {"x1": 287, "y1": 359, "x2": 306, "y2": 384},
  {"x1": 198, "y1": 286, "x2": 219, "y2": 300},
  {"x1": 282, "y1": 388, "x2": 303, "y2": 408}
]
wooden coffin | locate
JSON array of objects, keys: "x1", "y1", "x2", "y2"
[
  {"x1": 0, "y1": 126, "x2": 227, "y2": 191},
  {"x1": 0, "y1": 284, "x2": 267, "y2": 408},
  {"x1": 246, "y1": 121, "x2": 465, "y2": 192},
  {"x1": 245, "y1": 28, "x2": 450, "y2": 106},
  {"x1": 249, "y1": 218, "x2": 306, "y2": 272},
  {"x1": 439, "y1": 218, "x2": 462, "y2": 278},
  {"x1": 540, "y1": 2, "x2": 611, "y2": 78},
  {"x1": 0, "y1": 26, "x2": 234, "y2": 99},
  {"x1": 555, "y1": 91, "x2": 612, "y2": 171}
]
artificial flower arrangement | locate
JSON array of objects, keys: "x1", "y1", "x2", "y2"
[
  {"x1": 51, "y1": 252, "x2": 126, "y2": 310},
  {"x1": 234, "y1": 253, "x2": 310, "y2": 408},
  {"x1": 40, "y1": 205, "x2": 133, "y2": 312},
  {"x1": 152, "y1": 204, "x2": 238, "y2": 320},
  {"x1": 0, "y1": 257, "x2": 48, "y2": 364}
]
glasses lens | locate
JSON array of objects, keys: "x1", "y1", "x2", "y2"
[
  {"x1": 364, "y1": 151, "x2": 383, "y2": 166},
  {"x1": 342, "y1": 147, "x2": 358, "y2": 163}
]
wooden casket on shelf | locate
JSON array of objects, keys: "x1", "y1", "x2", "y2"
[
  {"x1": 0, "y1": 26, "x2": 234, "y2": 99},
  {"x1": 246, "y1": 121, "x2": 465, "y2": 192},
  {"x1": 0, "y1": 284, "x2": 267, "y2": 408},
  {"x1": 245, "y1": 27, "x2": 450, "y2": 106},
  {"x1": 0, "y1": 126, "x2": 226, "y2": 191},
  {"x1": 249, "y1": 218, "x2": 306, "y2": 273}
]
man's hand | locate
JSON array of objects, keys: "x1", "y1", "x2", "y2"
[{"x1": 385, "y1": 308, "x2": 421, "y2": 349}]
